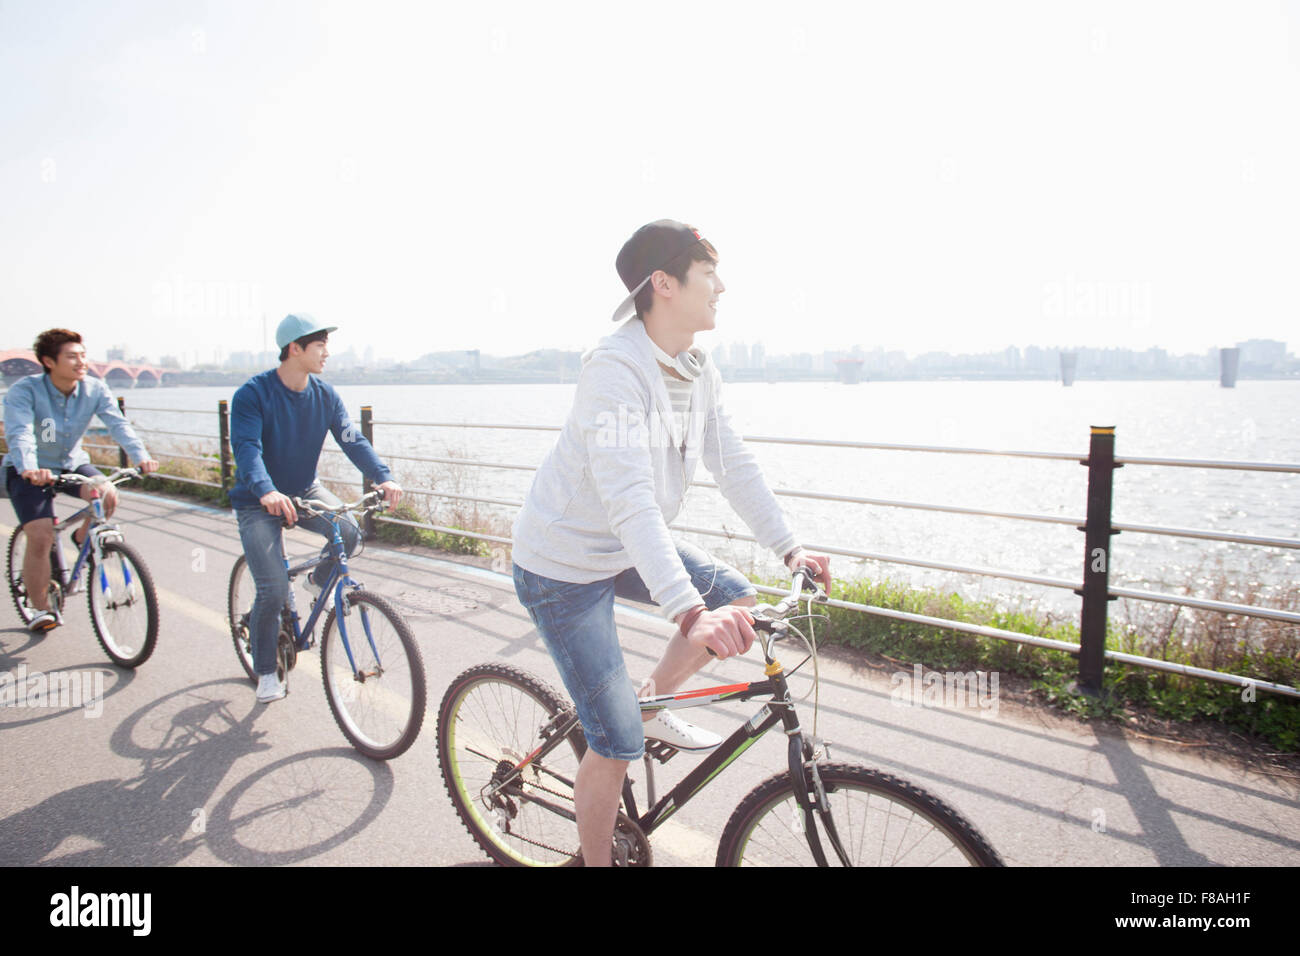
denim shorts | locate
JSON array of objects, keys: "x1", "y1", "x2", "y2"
[{"x1": 512, "y1": 542, "x2": 756, "y2": 761}]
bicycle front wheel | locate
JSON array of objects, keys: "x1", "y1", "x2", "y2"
[
  {"x1": 717, "y1": 763, "x2": 1003, "y2": 867},
  {"x1": 437, "y1": 663, "x2": 586, "y2": 866},
  {"x1": 320, "y1": 590, "x2": 426, "y2": 760},
  {"x1": 87, "y1": 540, "x2": 159, "y2": 668}
]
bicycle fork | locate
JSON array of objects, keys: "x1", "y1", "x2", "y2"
[{"x1": 784, "y1": 728, "x2": 853, "y2": 866}]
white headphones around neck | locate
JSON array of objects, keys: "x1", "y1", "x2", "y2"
[{"x1": 648, "y1": 336, "x2": 704, "y2": 381}]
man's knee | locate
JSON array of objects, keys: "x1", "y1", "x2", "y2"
[
  {"x1": 248, "y1": 565, "x2": 290, "y2": 604},
  {"x1": 22, "y1": 519, "x2": 55, "y2": 548},
  {"x1": 255, "y1": 577, "x2": 290, "y2": 608},
  {"x1": 341, "y1": 518, "x2": 362, "y2": 556}
]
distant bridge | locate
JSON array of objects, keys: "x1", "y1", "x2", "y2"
[{"x1": 0, "y1": 349, "x2": 173, "y2": 388}]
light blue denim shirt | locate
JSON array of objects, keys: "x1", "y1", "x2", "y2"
[{"x1": 1, "y1": 373, "x2": 149, "y2": 474}]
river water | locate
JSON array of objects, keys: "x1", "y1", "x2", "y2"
[{"x1": 103, "y1": 379, "x2": 1300, "y2": 618}]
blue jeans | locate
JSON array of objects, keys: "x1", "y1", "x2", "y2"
[
  {"x1": 512, "y1": 542, "x2": 755, "y2": 760},
  {"x1": 235, "y1": 483, "x2": 361, "y2": 676}
]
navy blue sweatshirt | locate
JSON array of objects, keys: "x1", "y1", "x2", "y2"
[{"x1": 228, "y1": 369, "x2": 393, "y2": 509}]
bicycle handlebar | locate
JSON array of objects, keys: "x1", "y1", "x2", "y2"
[
  {"x1": 49, "y1": 467, "x2": 144, "y2": 492},
  {"x1": 292, "y1": 489, "x2": 388, "y2": 518},
  {"x1": 755, "y1": 569, "x2": 825, "y2": 622},
  {"x1": 700, "y1": 570, "x2": 826, "y2": 656}
]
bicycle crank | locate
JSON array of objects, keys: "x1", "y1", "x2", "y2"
[
  {"x1": 610, "y1": 811, "x2": 652, "y2": 867},
  {"x1": 277, "y1": 631, "x2": 297, "y2": 674}
]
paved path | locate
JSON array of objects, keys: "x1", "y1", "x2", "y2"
[{"x1": 1, "y1": 492, "x2": 1296, "y2": 866}]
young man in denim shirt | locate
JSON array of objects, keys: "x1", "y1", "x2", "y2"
[
  {"x1": 512, "y1": 221, "x2": 832, "y2": 865},
  {"x1": 3, "y1": 329, "x2": 159, "y2": 631},
  {"x1": 229, "y1": 314, "x2": 402, "y2": 703}
]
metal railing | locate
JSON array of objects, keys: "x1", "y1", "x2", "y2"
[
  {"x1": 350, "y1": 413, "x2": 1300, "y2": 699},
  {"x1": 54, "y1": 398, "x2": 1299, "y2": 699}
]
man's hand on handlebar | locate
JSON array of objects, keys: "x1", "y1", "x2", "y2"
[
  {"x1": 260, "y1": 490, "x2": 298, "y2": 527},
  {"x1": 138, "y1": 459, "x2": 159, "y2": 475},
  {"x1": 784, "y1": 546, "x2": 832, "y2": 593},
  {"x1": 21, "y1": 469, "x2": 54, "y2": 487},
  {"x1": 375, "y1": 480, "x2": 402, "y2": 508},
  {"x1": 680, "y1": 605, "x2": 758, "y2": 660}
]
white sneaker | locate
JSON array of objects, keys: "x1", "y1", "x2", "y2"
[
  {"x1": 642, "y1": 709, "x2": 722, "y2": 753},
  {"x1": 303, "y1": 575, "x2": 333, "y2": 612},
  {"x1": 256, "y1": 672, "x2": 287, "y2": 704},
  {"x1": 28, "y1": 609, "x2": 61, "y2": 632}
]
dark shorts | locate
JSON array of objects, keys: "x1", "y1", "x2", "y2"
[{"x1": 4, "y1": 464, "x2": 102, "y2": 527}]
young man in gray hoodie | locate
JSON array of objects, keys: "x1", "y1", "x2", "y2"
[{"x1": 511, "y1": 220, "x2": 832, "y2": 866}]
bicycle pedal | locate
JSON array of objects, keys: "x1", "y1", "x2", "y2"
[{"x1": 644, "y1": 739, "x2": 680, "y2": 764}]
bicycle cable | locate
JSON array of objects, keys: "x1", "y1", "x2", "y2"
[{"x1": 777, "y1": 608, "x2": 826, "y2": 736}]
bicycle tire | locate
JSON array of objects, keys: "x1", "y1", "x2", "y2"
[
  {"x1": 87, "y1": 539, "x2": 159, "y2": 668},
  {"x1": 320, "y1": 590, "x2": 426, "y2": 760},
  {"x1": 437, "y1": 663, "x2": 588, "y2": 866},
  {"x1": 227, "y1": 555, "x2": 296, "y2": 684},
  {"x1": 226, "y1": 555, "x2": 258, "y2": 682},
  {"x1": 716, "y1": 763, "x2": 1003, "y2": 867},
  {"x1": 6, "y1": 527, "x2": 39, "y2": 625}
]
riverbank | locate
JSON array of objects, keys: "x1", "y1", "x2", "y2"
[
  {"x1": 74, "y1": 437, "x2": 1300, "y2": 757},
  {"x1": 6, "y1": 428, "x2": 1294, "y2": 756}
]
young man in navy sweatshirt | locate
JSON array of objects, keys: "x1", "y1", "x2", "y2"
[{"x1": 229, "y1": 314, "x2": 402, "y2": 703}]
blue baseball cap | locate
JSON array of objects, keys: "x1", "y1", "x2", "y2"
[{"x1": 275, "y1": 313, "x2": 337, "y2": 349}]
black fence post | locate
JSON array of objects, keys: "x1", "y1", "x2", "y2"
[
  {"x1": 217, "y1": 399, "x2": 232, "y2": 489},
  {"x1": 1075, "y1": 425, "x2": 1121, "y2": 695},
  {"x1": 361, "y1": 405, "x2": 376, "y2": 540},
  {"x1": 116, "y1": 397, "x2": 129, "y2": 469}
]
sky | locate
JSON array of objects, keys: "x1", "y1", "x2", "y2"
[{"x1": 1, "y1": 0, "x2": 1298, "y2": 367}]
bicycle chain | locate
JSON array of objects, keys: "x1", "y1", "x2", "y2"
[
  {"x1": 500, "y1": 826, "x2": 576, "y2": 859},
  {"x1": 492, "y1": 776, "x2": 578, "y2": 859}
]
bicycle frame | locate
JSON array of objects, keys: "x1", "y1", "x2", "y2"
[
  {"x1": 497, "y1": 647, "x2": 852, "y2": 865},
  {"x1": 50, "y1": 488, "x2": 121, "y2": 595},
  {"x1": 277, "y1": 510, "x2": 386, "y2": 678}
]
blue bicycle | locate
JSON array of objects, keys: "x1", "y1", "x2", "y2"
[
  {"x1": 5, "y1": 466, "x2": 159, "y2": 668},
  {"x1": 226, "y1": 490, "x2": 426, "y2": 760}
]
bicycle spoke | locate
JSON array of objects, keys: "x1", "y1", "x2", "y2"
[
  {"x1": 438, "y1": 666, "x2": 584, "y2": 866},
  {"x1": 720, "y1": 765, "x2": 999, "y2": 867}
]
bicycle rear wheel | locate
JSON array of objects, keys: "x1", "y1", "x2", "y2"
[
  {"x1": 320, "y1": 590, "x2": 426, "y2": 760},
  {"x1": 227, "y1": 555, "x2": 297, "y2": 684},
  {"x1": 717, "y1": 763, "x2": 1003, "y2": 867},
  {"x1": 226, "y1": 555, "x2": 258, "y2": 682},
  {"x1": 437, "y1": 663, "x2": 587, "y2": 866},
  {"x1": 6, "y1": 527, "x2": 40, "y2": 625},
  {"x1": 6, "y1": 526, "x2": 67, "y2": 626},
  {"x1": 87, "y1": 539, "x2": 159, "y2": 668}
]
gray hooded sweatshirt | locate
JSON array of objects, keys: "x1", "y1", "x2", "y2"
[{"x1": 511, "y1": 318, "x2": 798, "y2": 623}]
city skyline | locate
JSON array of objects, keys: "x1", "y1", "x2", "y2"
[
  {"x1": 3, "y1": 3, "x2": 1298, "y2": 362},
  {"x1": 6, "y1": 335, "x2": 1283, "y2": 379}
]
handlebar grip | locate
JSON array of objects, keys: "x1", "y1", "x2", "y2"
[
  {"x1": 792, "y1": 565, "x2": 821, "y2": 591},
  {"x1": 703, "y1": 618, "x2": 775, "y2": 655}
]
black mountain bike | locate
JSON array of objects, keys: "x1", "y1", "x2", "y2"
[{"x1": 437, "y1": 570, "x2": 1003, "y2": 866}]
